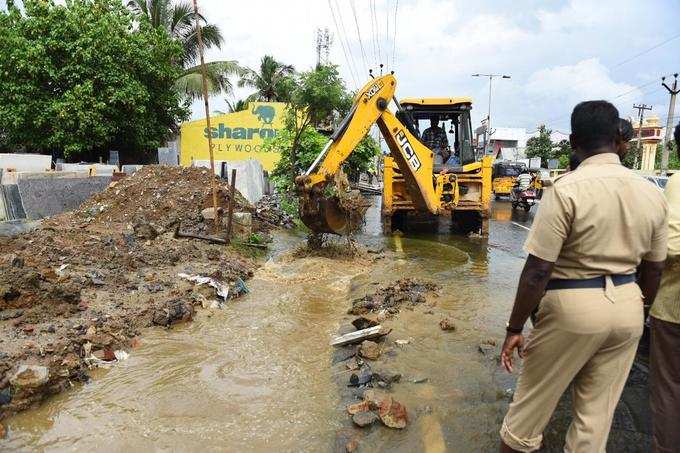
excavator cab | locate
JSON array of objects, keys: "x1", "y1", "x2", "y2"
[{"x1": 399, "y1": 98, "x2": 476, "y2": 169}]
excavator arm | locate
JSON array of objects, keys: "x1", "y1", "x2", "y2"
[{"x1": 296, "y1": 74, "x2": 442, "y2": 234}]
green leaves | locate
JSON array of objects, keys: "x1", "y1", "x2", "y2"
[{"x1": 0, "y1": 0, "x2": 189, "y2": 160}]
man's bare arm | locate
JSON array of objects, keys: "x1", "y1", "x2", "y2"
[
  {"x1": 638, "y1": 259, "x2": 665, "y2": 306},
  {"x1": 507, "y1": 254, "x2": 555, "y2": 330},
  {"x1": 501, "y1": 254, "x2": 554, "y2": 373}
]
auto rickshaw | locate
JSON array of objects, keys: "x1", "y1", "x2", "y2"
[{"x1": 492, "y1": 162, "x2": 526, "y2": 199}]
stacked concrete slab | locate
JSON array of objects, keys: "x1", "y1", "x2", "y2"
[
  {"x1": 17, "y1": 174, "x2": 111, "y2": 219},
  {"x1": 192, "y1": 159, "x2": 266, "y2": 204},
  {"x1": 1, "y1": 170, "x2": 112, "y2": 220}
]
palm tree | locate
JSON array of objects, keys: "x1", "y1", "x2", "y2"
[
  {"x1": 238, "y1": 55, "x2": 295, "y2": 102},
  {"x1": 127, "y1": 0, "x2": 242, "y2": 99},
  {"x1": 226, "y1": 98, "x2": 248, "y2": 113}
]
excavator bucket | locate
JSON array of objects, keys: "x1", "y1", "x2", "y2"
[{"x1": 299, "y1": 189, "x2": 369, "y2": 235}]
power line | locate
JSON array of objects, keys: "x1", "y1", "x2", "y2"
[
  {"x1": 543, "y1": 77, "x2": 672, "y2": 127},
  {"x1": 328, "y1": 0, "x2": 358, "y2": 89},
  {"x1": 335, "y1": 0, "x2": 361, "y2": 84},
  {"x1": 391, "y1": 0, "x2": 398, "y2": 70},
  {"x1": 385, "y1": 0, "x2": 390, "y2": 70},
  {"x1": 372, "y1": 0, "x2": 382, "y2": 65},
  {"x1": 349, "y1": 0, "x2": 369, "y2": 75},
  {"x1": 611, "y1": 32, "x2": 680, "y2": 70}
]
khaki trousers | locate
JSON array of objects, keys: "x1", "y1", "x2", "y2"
[
  {"x1": 650, "y1": 316, "x2": 680, "y2": 453},
  {"x1": 500, "y1": 281, "x2": 644, "y2": 452}
]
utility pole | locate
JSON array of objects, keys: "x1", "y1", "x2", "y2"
[
  {"x1": 472, "y1": 73, "x2": 511, "y2": 154},
  {"x1": 633, "y1": 103, "x2": 652, "y2": 171},
  {"x1": 316, "y1": 28, "x2": 332, "y2": 67},
  {"x1": 661, "y1": 73, "x2": 679, "y2": 174},
  {"x1": 191, "y1": 0, "x2": 220, "y2": 233}
]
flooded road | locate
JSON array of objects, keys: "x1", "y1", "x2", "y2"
[{"x1": 2, "y1": 200, "x2": 563, "y2": 451}]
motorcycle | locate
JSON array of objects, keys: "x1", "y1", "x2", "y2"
[{"x1": 511, "y1": 187, "x2": 537, "y2": 212}]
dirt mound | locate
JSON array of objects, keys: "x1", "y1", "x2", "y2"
[
  {"x1": 79, "y1": 166, "x2": 252, "y2": 234},
  {"x1": 0, "y1": 165, "x2": 262, "y2": 421},
  {"x1": 349, "y1": 279, "x2": 440, "y2": 316}
]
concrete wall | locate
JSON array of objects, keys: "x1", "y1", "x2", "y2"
[
  {"x1": 57, "y1": 163, "x2": 118, "y2": 175},
  {"x1": 17, "y1": 176, "x2": 111, "y2": 219},
  {"x1": 192, "y1": 159, "x2": 265, "y2": 204},
  {"x1": 0, "y1": 154, "x2": 51, "y2": 172}
]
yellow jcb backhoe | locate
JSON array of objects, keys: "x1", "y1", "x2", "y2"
[{"x1": 295, "y1": 74, "x2": 493, "y2": 237}]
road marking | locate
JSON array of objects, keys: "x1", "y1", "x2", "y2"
[{"x1": 512, "y1": 222, "x2": 531, "y2": 231}]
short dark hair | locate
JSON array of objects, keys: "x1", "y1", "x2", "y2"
[
  {"x1": 619, "y1": 118, "x2": 634, "y2": 142},
  {"x1": 571, "y1": 101, "x2": 620, "y2": 152},
  {"x1": 674, "y1": 121, "x2": 680, "y2": 148}
]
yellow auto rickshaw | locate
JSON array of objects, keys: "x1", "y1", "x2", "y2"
[{"x1": 492, "y1": 162, "x2": 526, "y2": 199}]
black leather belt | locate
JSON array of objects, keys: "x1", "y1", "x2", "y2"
[{"x1": 545, "y1": 274, "x2": 636, "y2": 290}]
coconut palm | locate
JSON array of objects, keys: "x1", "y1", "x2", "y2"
[
  {"x1": 238, "y1": 55, "x2": 295, "y2": 102},
  {"x1": 226, "y1": 98, "x2": 248, "y2": 113},
  {"x1": 127, "y1": 0, "x2": 241, "y2": 99}
]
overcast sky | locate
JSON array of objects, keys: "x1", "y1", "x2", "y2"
[
  {"x1": 3, "y1": 0, "x2": 679, "y2": 133},
  {"x1": 191, "y1": 0, "x2": 679, "y2": 133}
]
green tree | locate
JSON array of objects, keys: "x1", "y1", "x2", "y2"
[
  {"x1": 225, "y1": 98, "x2": 248, "y2": 113},
  {"x1": 238, "y1": 55, "x2": 295, "y2": 102},
  {"x1": 127, "y1": 0, "x2": 241, "y2": 99},
  {"x1": 525, "y1": 125, "x2": 554, "y2": 165},
  {"x1": 0, "y1": 0, "x2": 188, "y2": 160},
  {"x1": 554, "y1": 139, "x2": 573, "y2": 169},
  {"x1": 265, "y1": 127, "x2": 379, "y2": 195},
  {"x1": 655, "y1": 141, "x2": 680, "y2": 170}
]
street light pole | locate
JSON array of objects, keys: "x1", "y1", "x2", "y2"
[{"x1": 472, "y1": 73, "x2": 511, "y2": 155}]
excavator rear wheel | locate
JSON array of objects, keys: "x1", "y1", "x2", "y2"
[{"x1": 451, "y1": 210, "x2": 484, "y2": 236}]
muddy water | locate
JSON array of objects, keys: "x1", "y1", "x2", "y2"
[{"x1": 5, "y1": 199, "x2": 526, "y2": 452}]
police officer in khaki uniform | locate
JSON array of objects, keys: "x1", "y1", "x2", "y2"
[{"x1": 499, "y1": 101, "x2": 668, "y2": 452}]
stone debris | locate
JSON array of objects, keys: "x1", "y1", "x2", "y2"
[
  {"x1": 359, "y1": 340, "x2": 381, "y2": 360},
  {"x1": 9, "y1": 365, "x2": 49, "y2": 389},
  {"x1": 439, "y1": 317, "x2": 456, "y2": 331},
  {"x1": 253, "y1": 194, "x2": 295, "y2": 230},
  {"x1": 352, "y1": 411, "x2": 379, "y2": 427},
  {"x1": 344, "y1": 389, "x2": 408, "y2": 430},
  {"x1": 348, "y1": 278, "x2": 440, "y2": 316}
]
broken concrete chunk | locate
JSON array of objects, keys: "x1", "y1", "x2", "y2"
[
  {"x1": 363, "y1": 389, "x2": 391, "y2": 411},
  {"x1": 330, "y1": 325, "x2": 390, "y2": 347},
  {"x1": 0, "y1": 308, "x2": 24, "y2": 320},
  {"x1": 378, "y1": 397, "x2": 408, "y2": 429},
  {"x1": 439, "y1": 318, "x2": 456, "y2": 331},
  {"x1": 10, "y1": 364, "x2": 49, "y2": 389},
  {"x1": 351, "y1": 316, "x2": 379, "y2": 331},
  {"x1": 359, "y1": 340, "x2": 381, "y2": 360},
  {"x1": 352, "y1": 411, "x2": 379, "y2": 427},
  {"x1": 347, "y1": 400, "x2": 370, "y2": 415}
]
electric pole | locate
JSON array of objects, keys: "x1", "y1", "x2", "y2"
[
  {"x1": 316, "y1": 28, "x2": 332, "y2": 67},
  {"x1": 472, "y1": 73, "x2": 511, "y2": 154},
  {"x1": 633, "y1": 103, "x2": 652, "y2": 170},
  {"x1": 661, "y1": 73, "x2": 679, "y2": 174}
]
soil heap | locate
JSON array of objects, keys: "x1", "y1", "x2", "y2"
[{"x1": 0, "y1": 165, "x2": 264, "y2": 421}]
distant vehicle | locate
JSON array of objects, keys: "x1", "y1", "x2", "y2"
[{"x1": 644, "y1": 175, "x2": 668, "y2": 191}]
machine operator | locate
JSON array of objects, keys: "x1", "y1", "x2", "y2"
[{"x1": 422, "y1": 117, "x2": 450, "y2": 165}]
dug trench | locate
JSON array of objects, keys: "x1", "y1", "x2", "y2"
[{"x1": 0, "y1": 166, "x2": 293, "y2": 428}]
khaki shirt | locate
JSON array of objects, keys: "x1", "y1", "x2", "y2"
[
  {"x1": 525, "y1": 153, "x2": 668, "y2": 279},
  {"x1": 650, "y1": 173, "x2": 680, "y2": 323}
]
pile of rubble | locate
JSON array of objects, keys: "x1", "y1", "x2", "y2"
[
  {"x1": 253, "y1": 194, "x2": 295, "y2": 230},
  {"x1": 348, "y1": 278, "x2": 440, "y2": 316},
  {"x1": 330, "y1": 279, "x2": 441, "y2": 451},
  {"x1": 0, "y1": 165, "x2": 267, "y2": 422}
]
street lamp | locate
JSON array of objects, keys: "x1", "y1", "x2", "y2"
[{"x1": 472, "y1": 73, "x2": 511, "y2": 154}]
